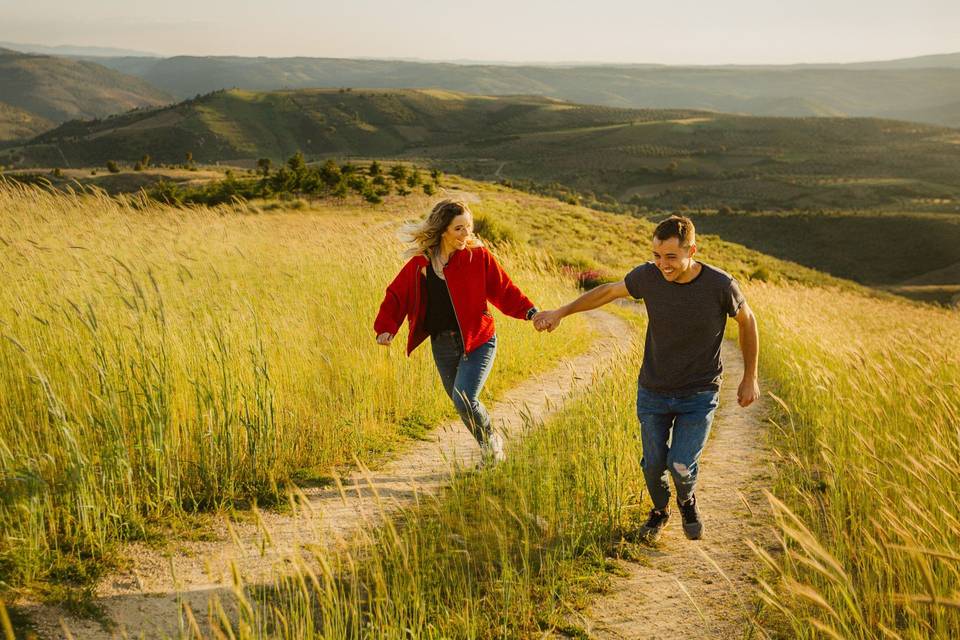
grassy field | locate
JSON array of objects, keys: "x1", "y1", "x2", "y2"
[
  {"x1": 748, "y1": 284, "x2": 960, "y2": 638},
  {"x1": 174, "y1": 316, "x2": 651, "y2": 639},
  {"x1": 152, "y1": 263, "x2": 960, "y2": 640},
  {"x1": 2, "y1": 174, "x2": 958, "y2": 639},
  {"x1": 200, "y1": 281, "x2": 960, "y2": 640},
  {"x1": 0, "y1": 183, "x2": 592, "y2": 599}
]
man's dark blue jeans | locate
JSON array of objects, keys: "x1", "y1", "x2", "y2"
[
  {"x1": 636, "y1": 386, "x2": 720, "y2": 510},
  {"x1": 431, "y1": 330, "x2": 497, "y2": 445}
]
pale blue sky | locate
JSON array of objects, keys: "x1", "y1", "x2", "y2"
[{"x1": 1, "y1": 0, "x2": 956, "y2": 64}]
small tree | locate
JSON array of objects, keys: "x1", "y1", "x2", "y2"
[
  {"x1": 319, "y1": 160, "x2": 342, "y2": 189},
  {"x1": 184, "y1": 151, "x2": 194, "y2": 169},
  {"x1": 368, "y1": 160, "x2": 382, "y2": 176},
  {"x1": 287, "y1": 151, "x2": 307, "y2": 174},
  {"x1": 407, "y1": 168, "x2": 422, "y2": 188},
  {"x1": 106, "y1": 160, "x2": 120, "y2": 173},
  {"x1": 257, "y1": 158, "x2": 272, "y2": 176},
  {"x1": 389, "y1": 164, "x2": 409, "y2": 184}
]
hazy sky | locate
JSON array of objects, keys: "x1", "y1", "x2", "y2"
[{"x1": 1, "y1": 0, "x2": 957, "y2": 64}]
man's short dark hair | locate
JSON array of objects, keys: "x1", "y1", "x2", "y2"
[{"x1": 653, "y1": 215, "x2": 696, "y2": 248}]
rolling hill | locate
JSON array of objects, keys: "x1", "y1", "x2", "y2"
[
  {"x1": 8, "y1": 88, "x2": 960, "y2": 214},
  {"x1": 0, "y1": 100, "x2": 53, "y2": 142},
  {"x1": 0, "y1": 48, "x2": 172, "y2": 141},
  {"x1": 84, "y1": 54, "x2": 960, "y2": 127}
]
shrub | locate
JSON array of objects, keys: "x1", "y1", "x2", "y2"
[
  {"x1": 473, "y1": 211, "x2": 520, "y2": 246},
  {"x1": 574, "y1": 268, "x2": 618, "y2": 290},
  {"x1": 106, "y1": 161, "x2": 120, "y2": 174}
]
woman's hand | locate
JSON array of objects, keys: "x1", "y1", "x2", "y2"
[
  {"x1": 376, "y1": 332, "x2": 395, "y2": 346},
  {"x1": 533, "y1": 310, "x2": 563, "y2": 332}
]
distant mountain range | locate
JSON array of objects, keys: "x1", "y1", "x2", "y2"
[
  {"x1": 0, "y1": 41, "x2": 160, "y2": 58},
  {"x1": 2, "y1": 46, "x2": 959, "y2": 144},
  {"x1": 64, "y1": 53, "x2": 960, "y2": 129},
  {"x1": 7, "y1": 88, "x2": 959, "y2": 212},
  {"x1": 0, "y1": 48, "x2": 172, "y2": 142}
]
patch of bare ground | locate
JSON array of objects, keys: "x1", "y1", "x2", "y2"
[
  {"x1": 566, "y1": 340, "x2": 773, "y2": 640},
  {"x1": 24, "y1": 310, "x2": 633, "y2": 639}
]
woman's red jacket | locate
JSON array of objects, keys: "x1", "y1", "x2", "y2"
[{"x1": 374, "y1": 246, "x2": 535, "y2": 356}]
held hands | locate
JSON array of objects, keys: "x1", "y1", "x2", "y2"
[
  {"x1": 376, "y1": 332, "x2": 394, "y2": 346},
  {"x1": 737, "y1": 376, "x2": 760, "y2": 407},
  {"x1": 532, "y1": 309, "x2": 564, "y2": 333}
]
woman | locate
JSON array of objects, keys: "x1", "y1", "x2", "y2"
[{"x1": 374, "y1": 199, "x2": 539, "y2": 464}]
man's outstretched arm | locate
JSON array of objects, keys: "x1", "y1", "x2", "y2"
[
  {"x1": 534, "y1": 281, "x2": 631, "y2": 332},
  {"x1": 735, "y1": 302, "x2": 760, "y2": 407}
]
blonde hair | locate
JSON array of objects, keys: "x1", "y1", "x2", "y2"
[{"x1": 400, "y1": 199, "x2": 483, "y2": 259}]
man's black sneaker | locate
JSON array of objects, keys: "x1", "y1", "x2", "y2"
[
  {"x1": 637, "y1": 507, "x2": 670, "y2": 543},
  {"x1": 678, "y1": 495, "x2": 703, "y2": 540}
]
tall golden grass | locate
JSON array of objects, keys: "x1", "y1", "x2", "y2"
[
  {"x1": 0, "y1": 183, "x2": 590, "y2": 591},
  {"x1": 748, "y1": 284, "x2": 960, "y2": 638}
]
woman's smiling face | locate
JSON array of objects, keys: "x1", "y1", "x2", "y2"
[{"x1": 441, "y1": 213, "x2": 473, "y2": 253}]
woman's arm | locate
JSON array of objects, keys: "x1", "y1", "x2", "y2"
[
  {"x1": 373, "y1": 259, "x2": 417, "y2": 343},
  {"x1": 483, "y1": 249, "x2": 536, "y2": 319}
]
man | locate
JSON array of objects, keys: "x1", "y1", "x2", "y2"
[{"x1": 534, "y1": 215, "x2": 759, "y2": 541}]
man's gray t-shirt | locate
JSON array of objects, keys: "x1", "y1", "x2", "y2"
[{"x1": 624, "y1": 262, "x2": 745, "y2": 394}]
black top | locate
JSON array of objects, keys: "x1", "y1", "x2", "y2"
[
  {"x1": 624, "y1": 262, "x2": 745, "y2": 394},
  {"x1": 424, "y1": 262, "x2": 459, "y2": 336}
]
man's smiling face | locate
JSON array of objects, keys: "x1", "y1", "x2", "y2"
[{"x1": 652, "y1": 236, "x2": 697, "y2": 282}]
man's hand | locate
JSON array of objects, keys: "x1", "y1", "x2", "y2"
[
  {"x1": 533, "y1": 309, "x2": 564, "y2": 332},
  {"x1": 376, "y1": 332, "x2": 394, "y2": 346},
  {"x1": 737, "y1": 376, "x2": 759, "y2": 407}
]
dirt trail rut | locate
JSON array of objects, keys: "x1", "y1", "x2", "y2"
[
  {"x1": 571, "y1": 339, "x2": 772, "y2": 639},
  {"x1": 34, "y1": 310, "x2": 632, "y2": 639}
]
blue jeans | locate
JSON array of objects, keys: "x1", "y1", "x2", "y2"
[
  {"x1": 636, "y1": 386, "x2": 720, "y2": 510},
  {"x1": 431, "y1": 331, "x2": 497, "y2": 445}
]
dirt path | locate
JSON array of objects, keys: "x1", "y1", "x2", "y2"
[
  {"x1": 569, "y1": 339, "x2": 772, "y2": 639},
  {"x1": 29, "y1": 310, "x2": 633, "y2": 639}
]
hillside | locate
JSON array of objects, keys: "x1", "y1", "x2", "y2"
[
  {"x1": 0, "y1": 48, "x2": 172, "y2": 140},
  {"x1": 0, "y1": 100, "x2": 53, "y2": 142},
  {"x1": 8, "y1": 88, "x2": 960, "y2": 213},
  {"x1": 85, "y1": 54, "x2": 960, "y2": 127}
]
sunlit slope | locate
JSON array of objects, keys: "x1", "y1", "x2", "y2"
[{"x1": 11, "y1": 88, "x2": 695, "y2": 164}]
